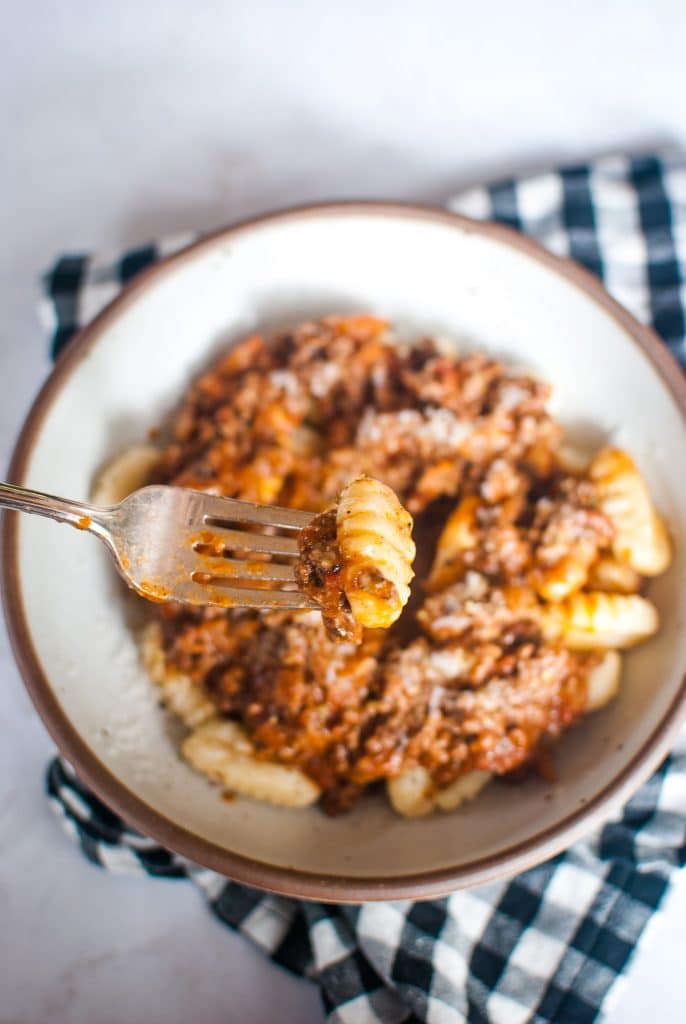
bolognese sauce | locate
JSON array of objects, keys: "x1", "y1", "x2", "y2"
[{"x1": 147, "y1": 315, "x2": 618, "y2": 813}]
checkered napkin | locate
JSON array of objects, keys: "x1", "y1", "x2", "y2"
[{"x1": 44, "y1": 153, "x2": 686, "y2": 1024}]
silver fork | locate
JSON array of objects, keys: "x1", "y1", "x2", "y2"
[{"x1": 0, "y1": 482, "x2": 319, "y2": 610}]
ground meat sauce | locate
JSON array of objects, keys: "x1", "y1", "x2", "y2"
[
  {"x1": 294, "y1": 509, "x2": 362, "y2": 643},
  {"x1": 151, "y1": 316, "x2": 612, "y2": 814}
]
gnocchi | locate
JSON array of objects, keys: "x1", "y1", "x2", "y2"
[
  {"x1": 388, "y1": 767, "x2": 492, "y2": 818},
  {"x1": 590, "y1": 447, "x2": 671, "y2": 575},
  {"x1": 585, "y1": 650, "x2": 622, "y2": 711},
  {"x1": 336, "y1": 475, "x2": 416, "y2": 629},
  {"x1": 140, "y1": 621, "x2": 215, "y2": 728},
  {"x1": 426, "y1": 495, "x2": 480, "y2": 592},
  {"x1": 91, "y1": 444, "x2": 160, "y2": 505},
  {"x1": 543, "y1": 591, "x2": 659, "y2": 650},
  {"x1": 532, "y1": 552, "x2": 594, "y2": 603},
  {"x1": 555, "y1": 443, "x2": 591, "y2": 475},
  {"x1": 183, "y1": 718, "x2": 321, "y2": 808},
  {"x1": 586, "y1": 555, "x2": 641, "y2": 594}
]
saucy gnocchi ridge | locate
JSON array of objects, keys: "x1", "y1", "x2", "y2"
[{"x1": 92, "y1": 315, "x2": 671, "y2": 818}]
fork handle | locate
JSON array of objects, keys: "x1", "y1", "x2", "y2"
[{"x1": 0, "y1": 481, "x2": 105, "y2": 533}]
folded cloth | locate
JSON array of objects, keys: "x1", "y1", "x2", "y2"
[{"x1": 44, "y1": 152, "x2": 686, "y2": 1024}]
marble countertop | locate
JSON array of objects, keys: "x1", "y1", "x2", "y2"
[{"x1": 2, "y1": 2, "x2": 685, "y2": 1020}]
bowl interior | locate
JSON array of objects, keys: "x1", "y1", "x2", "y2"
[{"x1": 12, "y1": 209, "x2": 686, "y2": 889}]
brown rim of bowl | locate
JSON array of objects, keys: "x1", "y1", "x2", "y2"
[{"x1": 4, "y1": 200, "x2": 686, "y2": 902}]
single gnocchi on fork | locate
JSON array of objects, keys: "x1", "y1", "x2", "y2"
[
  {"x1": 336, "y1": 475, "x2": 416, "y2": 628},
  {"x1": 296, "y1": 475, "x2": 416, "y2": 640}
]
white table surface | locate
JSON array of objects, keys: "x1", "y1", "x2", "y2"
[{"x1": 2, "y1": 2, "x2": 686, "y2": 1020}]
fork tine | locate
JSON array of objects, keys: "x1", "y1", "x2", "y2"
[
  {"x1": 197, "y1": 492, "x2": 314, "y2": 530},
  {"x1": 197, "y1": 526, "x2": 300, "y2": 557},
  {"x1": 194, "y1": 583, "x2": 320, "y2": 610},
  {"x1": 194, "y1": 557, "x2": 298, "y2": 582}
]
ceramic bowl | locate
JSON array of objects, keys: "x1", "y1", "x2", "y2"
[{"x1": 5, "y1": 203, "x2": 686, "y2": 901}]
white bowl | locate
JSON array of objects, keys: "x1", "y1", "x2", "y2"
[{"x1": 5, "y1": 203, "x2": 686, "y2": 901}]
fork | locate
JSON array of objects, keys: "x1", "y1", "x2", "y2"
[{"x1": 0, "y1": 481, "x2": 320, "y2": 610}]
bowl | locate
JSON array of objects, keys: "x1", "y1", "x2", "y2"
[{"x1": 5, "y1": 203, "x2": 686, "y2": 901}]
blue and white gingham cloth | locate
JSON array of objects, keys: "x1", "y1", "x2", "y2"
[{"x1": 44, "y1": 152, "x2": 686, "y2": 1024}]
